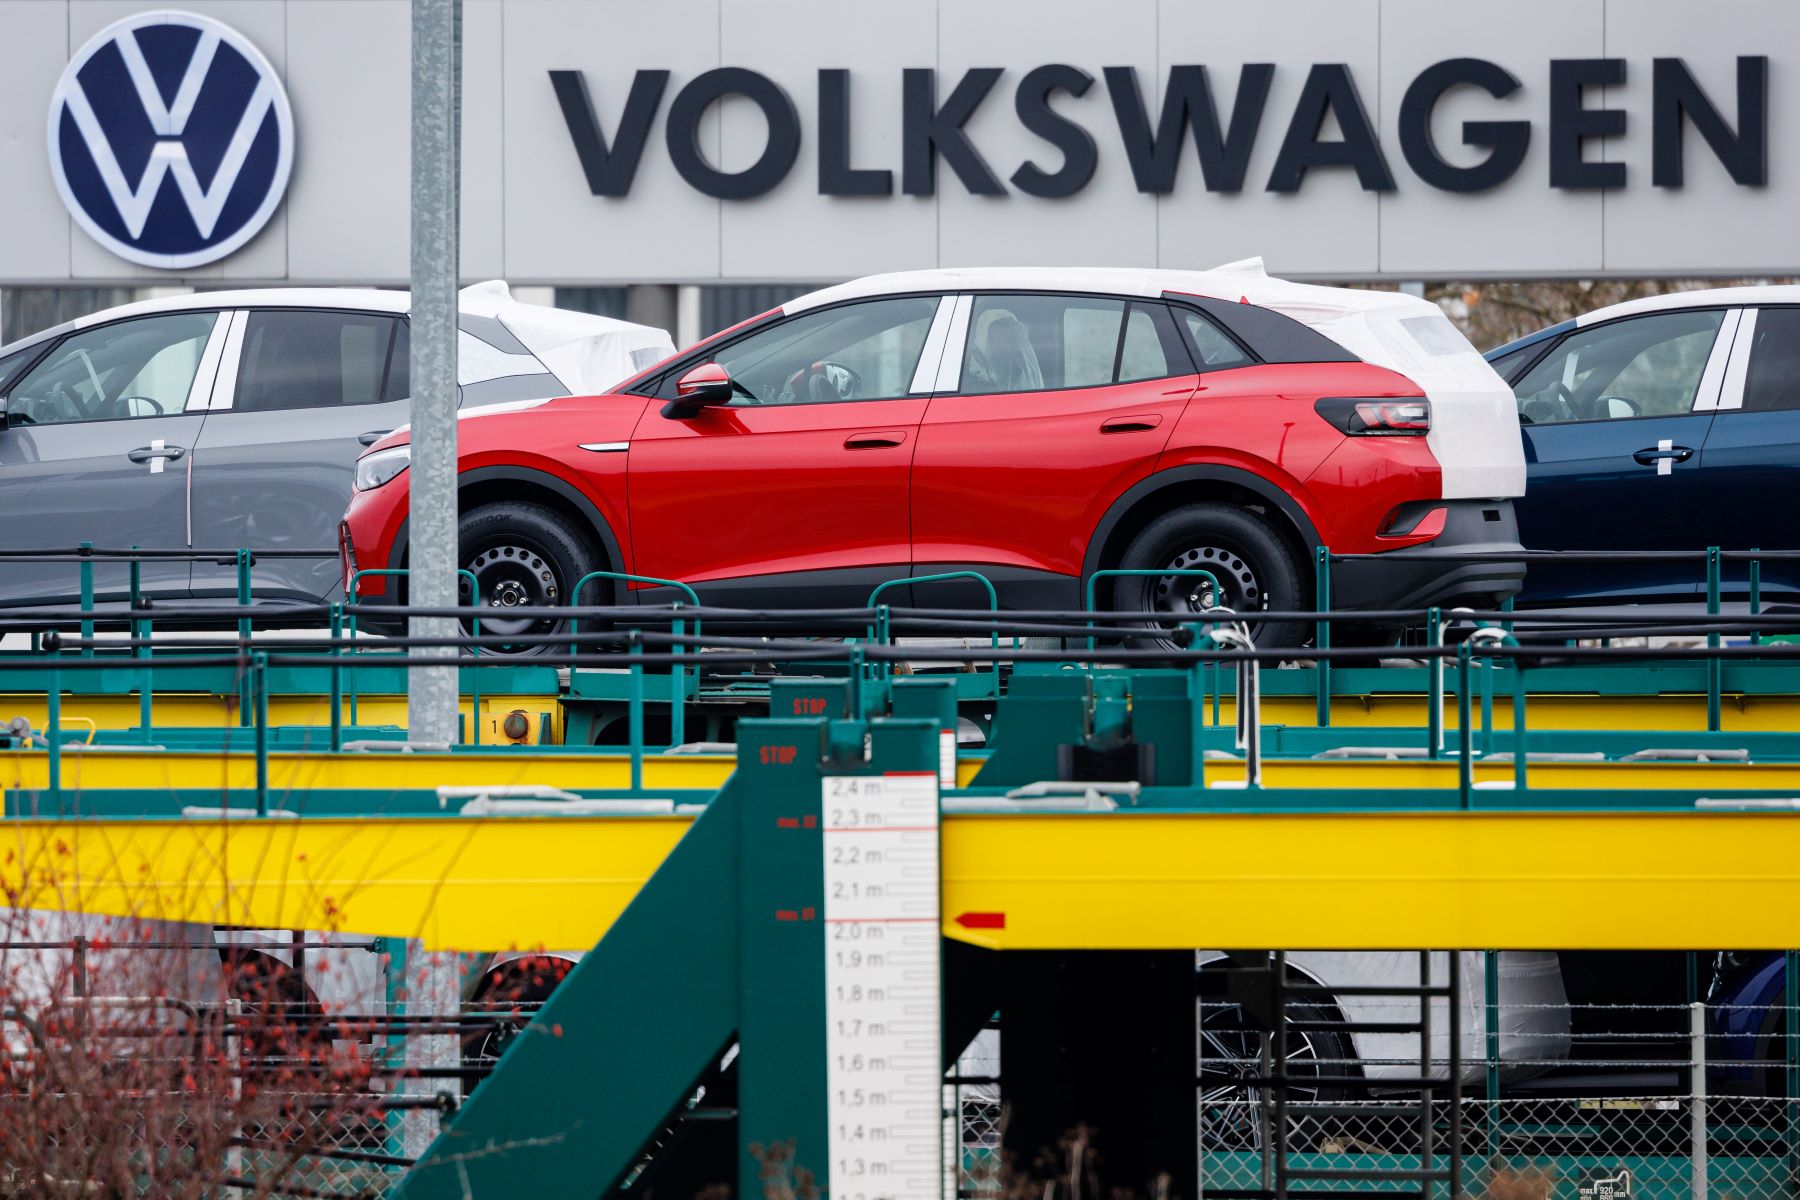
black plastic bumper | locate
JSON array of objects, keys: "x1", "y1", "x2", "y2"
[{"x1": 1330, "y1": 500, "x2": 1525, "y2": 613}]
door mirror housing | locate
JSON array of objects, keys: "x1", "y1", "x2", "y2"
[
  {"x1": 1602, "y1": 395, "x2": 1641, "y2": 420},
  {"x1": 663, "y1": 363, "x2": 733, "y2": 419}
]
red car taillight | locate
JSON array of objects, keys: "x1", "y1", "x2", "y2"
[{"x1": 1314, "y1": 397, "x2": 1431, "y2": 436}]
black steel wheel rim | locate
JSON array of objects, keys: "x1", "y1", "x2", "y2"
[{"x1": 463, "y1": 539, "x2": 564, "y2": 651}]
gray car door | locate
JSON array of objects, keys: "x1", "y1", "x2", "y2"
[
  {"x1": 188, "y1": 308, "x2": 411, "y2": 603},
  {"x1": 0, "y1": 310, "x2": 227, "y2": 606}
]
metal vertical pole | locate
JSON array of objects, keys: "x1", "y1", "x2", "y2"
[
  {"x1": 404, "y1": 0, "x2": 463, "y2": 1157},
  {"x1": 78, "y1": 541, "x2": 94, "y2": 656},
  {"x1": 1691, "y1": 1001, "x2": 1709, "y2": 1200},
  {"x1": 1448, "y1": 951, "x2": 1462, "y2": 1198},
  {"x1": 1785, "y1": 950, "x2": 1798, "y2": 1181},
  {"x1": 1484, "y1": 950, "x2": 1500, "y2": 1163},
  {"x1": 408, "y1": 0, "x2": 463, "y2": 745}
]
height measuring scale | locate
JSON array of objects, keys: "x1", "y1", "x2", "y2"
[{"x1": 823, "y1": 771, "x2": 943, "y2": 1200}]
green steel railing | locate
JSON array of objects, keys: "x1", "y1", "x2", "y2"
[
  {"x1": 347, "y1": 568, "x2": 482, "y2": 745},
  {"x1": 867, "y1": 571, "x2": 1001, "y2": 688},
  {"x1": 572, "y1": 570, "x2": 702, "y2": 763}
]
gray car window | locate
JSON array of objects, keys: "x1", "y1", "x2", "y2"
[
  {"x1": 1512, "y1": 310, "x2": 1724, "y2": 425},
  {"x1": 0, "y1": 346, "x2": 37, "y2": 394},
  {"x1": 1179, "y1": 310, "x2": 1255, "y2": 371},
  {"x1": 1740, "y1": 309, "x2": 1800, "y2": 413},
  {"x1": 235, "y1": 310, "x2": 399, "y2": 412},
  {"x1": 5, "y1": 312, "x2": 216, "y2": 425},
  {"x1": 715, "y1": 297, "x2": 937, "y2": 405}
]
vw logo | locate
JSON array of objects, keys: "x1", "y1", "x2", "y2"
[{"x1": 47, "y1": 10, "x2": 294, "y2": 270}]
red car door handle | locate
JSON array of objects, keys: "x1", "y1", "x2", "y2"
[
  {"x1": 845, "y1": 431, "x2": 907, "y2": 449},
  {"x1": 1100, "y1": 415, "x2": 1162, "y2": 433}
]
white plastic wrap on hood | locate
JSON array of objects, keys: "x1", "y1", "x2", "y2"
[
  {"x1": 456, "y1": 280, "x2": 676, "y2": 396},
  {"x1": 1204, "y1": 260, "x2": 1525, "y2": 500}
]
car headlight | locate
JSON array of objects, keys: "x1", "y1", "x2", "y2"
[{"x1": 354, "y1": 445, "x2": 410, "y2": 492}]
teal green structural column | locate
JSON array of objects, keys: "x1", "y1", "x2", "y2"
[{"x1": 394, "y1": 715, "x2": 938, "y2": 1200}]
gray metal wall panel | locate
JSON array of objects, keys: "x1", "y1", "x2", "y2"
[
  {"x1": 0, "y1": 2, "x2": 73, "y2": 284},
  {"x1": 1, "y1": 0, "x2": 1793, "y2": 284}
]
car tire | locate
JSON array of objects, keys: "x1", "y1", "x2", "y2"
[
  {"x1": 1113, "y1": 504, "x2": 1307, "y2": 650},
  {"x1": 459, "y1": 502, "x2": 599, "y2": 657},
  {"x1": 1199, "y1": 988, "x2": 1357, "y2": 1154}
]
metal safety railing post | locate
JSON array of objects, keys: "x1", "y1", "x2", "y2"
[
  {"x1": 236, "y1": 549, "x2": 253, "y2": 727},
  {"x1": 1427, "y1": 606, "x2": 1444, "y2": 758},
  {"x1": 574, "y1": 570, "x2": 701, "y2": 749},
  {"x1": 627, "y1": 629, "x2": 644, "y2": 792},
  {"x1": 1314, "y1": 546, "x2": 1331, "y2": 726},
  {"x1": 1707, "y1": 546, "x2": 1722, "y2": 731},
  {"x1": 873, "y1": 571, "x2": 1001, "y2": 694},
  {"x1": 329, "y1": 603, "x2": 344, "y2": 751},
  {"x1": 1470, "y1": 628, "x2": 1528, "y2": 793},
  {"x1": 847, "y1": 646, "x2": 866, "y2": 721},
  {"x1": 1484, "y1": 950, "x2": 1500, "y2": 1158},
  {"x1": 78, "y1": 541, "x2": 94, "y2": 658},
  {"x1": 1456, "y1": 642, "x2": 1473, "y2": 808},
  {"x1": 1513, "y1": 651, "x2": 1528, "y2": 793},
  {"x1": 348, "y1": 566, "x2": 480, "y2": 742},
  {"x1": 1691, "y1": 1000, "x2": 1708, "y2": 1200},
  {"x1": 1084, "y1": 568, "x2": 1221, "y2": 652},
  {"x1": 669, "y1": 603, "x2": 687, "y2": 748},
  {"x1": 46, "y1": 649, "x2": 62, "y2": 800},
  {"x1": 1786, "y1": 950, "x2": 1799, "y2": 1181},
  {"x1": 252, "y1": 650, "x2": 269, "y2": 817},
  {"x1": 130, "y1": 545, "x2": 152, "y2": 740},
  {"x1": 1750, "y1": 549, "x2": 1763, "y2": 646},
  {"x1": 1183, "y1": 622, "x2": 1207, "y2": 790}
]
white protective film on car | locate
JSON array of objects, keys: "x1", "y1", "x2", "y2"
[
  {"x1": 457, "y1": 280, "x2": 675, "y2": 395},
  {"x1": 1213, "y1": 265, "x2": 1525, "y2": 499},
  {"x1": 456, "y1": 329, "x2": 543, "y2": 387}
]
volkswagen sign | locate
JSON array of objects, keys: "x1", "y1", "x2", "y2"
[{"x1": 47, "y1": 10, "x2": 295, "y2": 270}]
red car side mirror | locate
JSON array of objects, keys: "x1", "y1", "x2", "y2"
[{"x1": 663, "y1": 363, "x2": 734, "y2": 419}]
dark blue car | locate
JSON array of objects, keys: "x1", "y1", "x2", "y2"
[{"x1": 1485, "y1": 289, "x2": 1800, "y2": 606}]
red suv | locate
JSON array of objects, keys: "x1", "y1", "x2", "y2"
[{"x1": 341, "y1": 264, "x2": 1526, "y2": 652}]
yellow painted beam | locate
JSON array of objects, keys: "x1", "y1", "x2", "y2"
[
  {"x1": 6, "y1": 806, "x2": 1800, "y2": 953},
  {"x1": 11, "y1": 691, "x2": 1800, "y2": 736},
  {"x1": 0, "y1": 693, "x2": 565, "y2": 744},
  {"x1": 6, "y1": 748, "x2": 1799, "y2": 793},
  {"x1": 1265, "y1": 694, "x2": 1800, "y2": 732},
  {"x1": 0, "y1": 815, "x2": 690, "y2": 952},
  {"x1": 1, "y1": 749, "x2": 738, "y2": 793},
  {"x1": 941, "y1": 810, "x2": 1800, "y2": 951}
]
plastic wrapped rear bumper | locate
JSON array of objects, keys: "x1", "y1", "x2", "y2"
[{"x1": 1331, "y1": 500, "x2": 1525, "y2": 613}]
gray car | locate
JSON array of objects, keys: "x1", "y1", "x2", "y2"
[{"x1": 0, "y1": 282, "x2": 673, "y2": 611}]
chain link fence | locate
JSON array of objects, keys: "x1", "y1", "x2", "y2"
[
  {"x1": 944, "y1": 961, "x2": 1800, "y2": 1200},
  {"x1": 1198, "y1": 1094, "x2": 1800, "y2": 1199}
]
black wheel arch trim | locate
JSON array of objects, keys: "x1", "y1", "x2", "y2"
[
  {"x1": 1083, "y1": 465, "x2": 1324, "y2": 583},
  {"x1": 377, "y1": 466, "x2": 625, "y2": 599}
]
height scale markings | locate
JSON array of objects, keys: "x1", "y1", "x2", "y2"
[{"x1": 823, "y1": 772, "x2": 942, "y2": 1200}]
